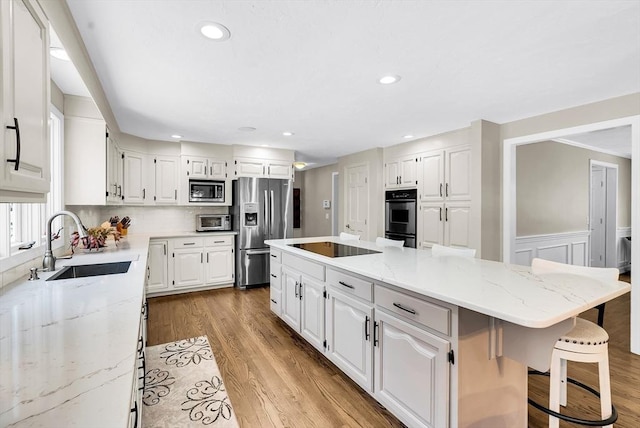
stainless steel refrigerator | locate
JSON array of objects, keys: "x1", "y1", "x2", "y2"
[{"x1": 232, "y1": 177, "x2": 293, "y2": 288}]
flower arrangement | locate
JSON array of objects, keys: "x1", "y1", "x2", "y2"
[{"x1": 70, "y1": 221, "x2": 122, "y2": 252}]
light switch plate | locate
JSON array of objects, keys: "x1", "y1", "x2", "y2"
[{"x1": 323, "y1": 200, "x2": 331, "y2": 208}]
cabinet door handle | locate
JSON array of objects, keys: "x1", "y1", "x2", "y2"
[
  {"x1": 207, "y1": 253, "x2": 209, "y2": 263},
  {"x1": 163, "y1": 244, "x2": 166, "y2": 255},
  {"x1": 399, "y1": 175, "x2": 402, "y2": 184},
  {"x1": 440, "y1": 183, "x2": 443, "y2": 197},
  {"x1": 446, "y1": 183, "x2": 449, "y2": 197},
  {"x1": 5, "y1": 117, "x2": 20, "y2": 171},
  {"x1": 439, "y1": 207, "x2": 442, "y2": 221},
  {"x1": 142, "y1": 188, "x2": 146, "y2": 199},
  {"x1": 270, "y1": 273, "x2": 277, "y2": 278},
  {"x1": 201, "y1": 253, "x2": 203, "y2": 263},
  {"x1": 338, "y1": 280, "x2": 354, "y2": 289},
  {"x1": 174, "y1": 189, "x2": 177, "y2": 200},
  {"x1": 299, "y1": 283, "x2": 302, "y2": 300},
  {"x1": 210, "y1": 165, "x2": 213, "y2": 176},
  {"x1": 365, "y1": 316, "x2": 370, "y2": 340},
  {"x1": 445, "y1": 207, "x2": 448, "y2": 222},
  {"x1": 373, "y1": 321, "x2": 379, "y2": 347},
  {"x1": 294, "y1": 281, "x2": 299, "y2": 298},
  {"x1": 393, "y1": 302, "x2": 417, "y2": 315},
  {"x1": 118, "y1": 185, "x2": 122, "y2": 197}
]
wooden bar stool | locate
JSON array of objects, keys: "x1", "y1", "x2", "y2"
[{"x1": 530, "y1": 258, "x2": 619, "y2": 427}]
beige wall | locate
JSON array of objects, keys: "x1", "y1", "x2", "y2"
[
  {"x1": 297, "y1": 164, "x2": 338, "y2": 237},
  {"x1": 516, "y1": 141, "x2": 631, "y2": 236}
]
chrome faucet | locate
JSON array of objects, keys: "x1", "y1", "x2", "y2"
[{"x1": 43, "y1": 210, "x2": 88, "y2": 272}]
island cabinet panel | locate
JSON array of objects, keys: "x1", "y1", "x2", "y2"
[
  {"x1": 325, "y1": 288, "x2": 374, "y2": 393},
  {"x1": 374, "y1": 310, "x2": 450, "y2": 428},
  {"x1": 269, "y1": 252, "x2": 282, "y2": 315},
  {"x1": 281, "y1": 266, "x2": 302, "y2": 330},
  {"x1": 147, "y1": 239, "x2": 169, "y2": 293}
]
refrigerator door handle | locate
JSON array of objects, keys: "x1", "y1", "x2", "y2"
[
  {"x1": 245, "y1": 249, "x2": 270, "y2": 255},
  {"x1": 264, "y1": 189, "x2": 269, "y2": 238},
  {"x1": 270, "y1": 190, "x2": 275, "y2": 237}
]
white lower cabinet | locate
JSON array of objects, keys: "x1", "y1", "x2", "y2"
[
  {"x1": 300, "y1": 276, "x2": 325, "y2": 350},
  {"x1": 374, "y1": 310, "x2": 450, "y2": 428},
  {"x1": 325, "y1": 288, "x2": 374, "y2": 392},
  {"x1": 146, "y1": 234, "x2": 235, "y2": 296},
  {"x1": 269, "y1": 254, "x2": 282, "y2": 315},
  {"x1": 281, "y1": 266, "x2": 301, "y2": 330}
]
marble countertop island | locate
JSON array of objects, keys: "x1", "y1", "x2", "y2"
[
  {"x1": 0, "y1": 235, "x2": 152, "y2": 428},
  {"x1": 266, "y1": 236, "x2": 631, "y2": 329}
]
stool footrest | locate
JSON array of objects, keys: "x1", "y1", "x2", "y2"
[{"x1": 528, "y1": 370, "x2": 618, "y2": 427}]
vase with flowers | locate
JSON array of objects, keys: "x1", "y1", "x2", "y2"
[{"x1": 70, "y1": 222, "x2": 121, "y2": 253}]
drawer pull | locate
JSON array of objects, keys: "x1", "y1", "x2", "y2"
[
  {"x1": 213, "y1": 240, "x2": 225, "y2": 243},
  {"x1": 270, "y1": 273, "x2": 277, "y2": 278},
  {"x1": 270, "y1": 254, "x2": 277, "y2": 258},
  {"x1": 338, "y1": 281, "x2": 355, "y2": 289},
  {"x1": 393, "y1": 302, "x2": 417, "y2": 315},
  {"x1": 183, "y1": 242, "x2": 196, "y2": 246},
  {"x1": 270, "y1": 298, "x2": 277, "y2": 304}
]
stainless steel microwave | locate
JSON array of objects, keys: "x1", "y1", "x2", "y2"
[
  {"x1": 196, "y1": 214, "x2": 232, "y2": 232},
  {"x1": 189, "y1": 180, "x2": 225, "y2": 203}
]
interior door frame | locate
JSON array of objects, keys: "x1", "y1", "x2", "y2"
[
  {"x1": 589, "y1": 160, "x2": 618, "y2": 268},
  {"x1": 502, "y1": 114, "x2": 640, "y2": 355},
  {"x1": 343, "y1": 162, "x2": 369, "y2": 239},
  {"x1": 331, "y1": 172, "x2": 339, "y2": 236}
]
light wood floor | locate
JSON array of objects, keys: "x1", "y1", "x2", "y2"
[{"x1": 147, "y1": 279, "x2": 639, "y2": 428}]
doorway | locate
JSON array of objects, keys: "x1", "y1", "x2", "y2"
[{"x1": 589, "y1": 161, "x2": 618, "y2": 268}]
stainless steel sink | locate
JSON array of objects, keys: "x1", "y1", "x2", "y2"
[{"x1": 46, "y1": 261, "x2": 131, "y2": 281}]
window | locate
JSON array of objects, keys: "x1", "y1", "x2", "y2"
[{"x1": 0, "y1": 105, "x2": 64, "y2": 261}]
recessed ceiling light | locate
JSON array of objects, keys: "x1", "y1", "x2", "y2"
[
  {"x1": 50, "y1": 47, "x2": 70, "y2": 61},
  {"x1": 238, "y1": 127, "x2": 256, "y2": 132},
  {"x1": 283, "y1": 132, "x2": 294, "y2": 136},
  {"x1": 403, "y1": 135, "x2": 414, "y2": 139},
  {"x1": 379, "y1": 75, "x2": 401, "y2": 85},
  {"x1": 199, "y1": 22, "x2": 231, "y2": 41},
  {"x1": 293, "y1": 162, "x2": 307, "y2": 170},
  {"x1": 171, "y1": 134, "x2": 182, "y2": 139}
]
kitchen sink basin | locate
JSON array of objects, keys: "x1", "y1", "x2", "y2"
[{"x1": 46, "y1": 261, "x2": 132, "y2": 281}]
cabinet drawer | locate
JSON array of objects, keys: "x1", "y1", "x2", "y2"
[
  {"x1": 375, "y1": 285, "x2": 451, "y2": 336},
  {"x1": 270, "y1": 287, "x2": 282, "y2": 315},
  {"x1": 270, "y1": 262, "x2": 281, "y2": 290},
  {"x1": 204, "y1": 235, "x2": 233, "y2": 247},
  {"x1": 282, "y1": 252, "x2": 325, "y2": 281},
  {"x1": 327, "y1": 269, "x2": 373, "y2": 302},
  {"x1": 172, "y1": 237, "x2": 204, "y2": 248},
  {"x1": 270, "y1": 249, "x2": 282, "y2": 263}
]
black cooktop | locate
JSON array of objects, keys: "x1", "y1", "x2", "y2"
[{"x1": 289, "y1": 241, "x2": 381, "y2": 258}]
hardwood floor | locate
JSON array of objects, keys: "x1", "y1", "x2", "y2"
[
  {"x1": 148, "y1": 280, "x2": 640, "y2": 428},
  {"x1": 147, "y1": 287, "x2": 404, "y2": 427}
]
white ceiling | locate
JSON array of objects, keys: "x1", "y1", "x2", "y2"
[
  {"x1": 557, "y1": 125, "x2": 633, "y2": 158},
  {"x1": 49, "y1": 27, "x2": 90, "y2": 98},
  {"x1": 60, "y1": 0, "x2": 640, "y2": 166}
]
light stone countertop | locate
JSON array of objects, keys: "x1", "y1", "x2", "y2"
[
  {"x1": 266, "y1": 236, "x2": 631, "y2": 329},
  {"x1": 0, "y1": 234, "x2": 153, "y2": 428}
]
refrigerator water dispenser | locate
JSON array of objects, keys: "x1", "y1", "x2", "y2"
[{"x1": 243, "y1": 203, "x2": 259, "y2": 227}]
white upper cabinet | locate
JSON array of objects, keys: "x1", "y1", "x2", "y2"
[
  {"x1": 106, "y1": 132, "x2": 123, "y2": 205},
  {"x1": 185, "y1": 156, "x2": 227, "y2": 180},
  {"x1": 0, "y1": 0, "x2": 50, "y2": 201},
  {"x1": 234, "y1": 158, "x2": 293, "y2": 179},
  {"x1": 418, "y1": 146, "x2": 470, "y2": 203},
  {"x1": 153, "y1": 155, "x2": 179, "y2": 204},
  {"x1": 385, "y1": 155, "x2": 418, "y2": 189},
  {"x1": 122, "y1": 151, "x2": 148, "y2": 205}
]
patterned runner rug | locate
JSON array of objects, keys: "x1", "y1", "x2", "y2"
[{"x1": 143, "y1": 336, "x2": 239, "y2": 427}]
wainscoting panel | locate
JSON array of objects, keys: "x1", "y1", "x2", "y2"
[
  {"x1": 514, "y1": 231, "x2": 590, "y2": 267},
  {"x1": 617, "y1": 227, "x2": 632, "y2": 273}
]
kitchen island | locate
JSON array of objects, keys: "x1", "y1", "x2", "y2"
[
  {"x1": 265, "y1": 236, "x2": 630, "y2": 428},
  {"x1": 0, "y1": 235, "x2": 152, "y2": 428}
]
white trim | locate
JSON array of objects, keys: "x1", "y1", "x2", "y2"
[
  {"x1": 331, "y1": 172, "x2": 339, "y2": 236},
  {"x1": 514, "y1": 231, "x2": 590, "y2": 267},
  {"x1": 502, "y1": 114, "x2": 640, "y2": 355},
  {"x1": 589, "y1": 160, "x2": 618, "y2": 268},
  {"x1": 552, "y1": 138, "x2": 631, "y2": 159}
]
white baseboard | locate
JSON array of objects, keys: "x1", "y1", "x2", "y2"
[{"x1": 514, "y1": 231, "x2": 590, "y2": 267}]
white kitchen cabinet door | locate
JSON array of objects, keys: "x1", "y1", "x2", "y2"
[
  {"x1": 326, "y1": 289, "x2": 374, "y2": 392},
  {"x1": 173, "y1": 248, "x2": 204, "y2": 288},
  {"x1": 204, "y1": 247, "x2": 234, "y2": 285},
  {"x1": 267, "y1": 161, "x2": 292, "y2": 179},
  {"x1": 235, "y1": 158, "x2": 265, "y2": 178},
  {"x1": 385, "y1": 160, "x2": 400, "y2": 189},
  {"x1": 106, "y1": 134, "x2": 123, "y2": 204},
  {"x1": 208, "y1": 159, "x2": 227, "y2": 180},
  {"x1": 445, "y1": 147, "x2": 471, "y2": 201},
  {"x1": 399, "y1": 156, "x2": 418, "y2": 188},
  {"x1": 374, "y1": 310, "x2": 450, "y2": 428},
  {"x1": 281, "y1": 267, "x2": 301, "y2": 331},
  {"x1": 270, "y1": 287, "x2": 282, "y2": 316},
  {"x1": 0, "y1": 0, "x2": 50, "y2": 199},
  {"x1": 418, "y1": 204, "x2": 444, "y2": 248},
  {"x1": 154, "y1": 156, "x2": 179, "y2": 204},
  {"x1": 64, "y1": 117, "x2": 106, "y2": 205},
  {"x1": 123, "y1": 151, "x2": 148, "y2": 204},
  {"x1": 418, "y1": 151, "x2": 445, "y2": 203},
  {"x1": 444, "y1": 202, "x2": 471, "y2": 248},
  {"x1": 147, "y1": 240, "x2": 169, "y2": 293},
  {"x1": 186, "y1": 157, "x2": 208, "y2": 179},
  {"x1": 300, "y1": 276, "x2": 325, "y2": 352}
]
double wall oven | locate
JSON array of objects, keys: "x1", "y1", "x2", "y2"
[{"x1": 385, "y1": 189, "x2": 417, "y2": 248}]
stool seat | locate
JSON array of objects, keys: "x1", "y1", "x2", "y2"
[{"x1": 556, "y1": 318, "x2": 609, "y2": 353}]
